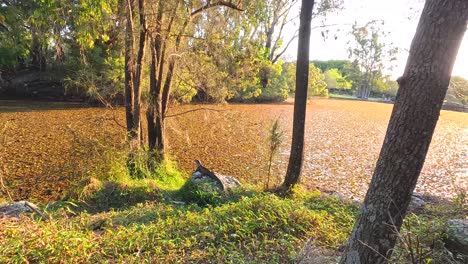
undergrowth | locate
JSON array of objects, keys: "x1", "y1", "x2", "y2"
[
  {"x1": 2, "y1": 146, "x2": 464, "y2": 263},
  {"x1": 390, "y1": 200, "x2": 467, "y2": 264},
  {"x1": 0, "y1": 188, "x2": 359, "y2": 263},
  {"x1": 63, "y1": 149, "x2": 187, "y2": 212}
]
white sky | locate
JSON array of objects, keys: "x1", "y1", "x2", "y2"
[{"x1": 283, "y1": 0, "x2": 468, "y2": 79}]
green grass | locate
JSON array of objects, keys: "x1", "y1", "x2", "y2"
[
  {"x1": 0, "y1": 148, "x2": 359, "y2": 263},
  {"x1": 0, "y1": 189, "x2": 359, "y2": 263},
  {"x1": 2, "y1": 148, "x2": 464, "y2": 263},
  {"x1": 329, "y1": 93, "x2": 390, "y2": 102}
]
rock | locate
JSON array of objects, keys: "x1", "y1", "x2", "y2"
[
  {"x1": 446, "y1": 219, "x2": 468, "y2": 255},
  {"x1": 409, "y1": 192, "x2": 426, "y2": 211},
  {"x1": 191, "y1": 160, "x2": 241, "y2": 193},
  {"x1": 0, "y1": 201, "x2": 42, "y2": 218},
  {"x1": 217, "y1": 174, "x2": 242, "y2": 191},
  {"x1": 190, "y1": 171, "x2": 223, "y2": 192},
  {"x1": 190, "y1": 171, "x2": 241, "y2": 193}
]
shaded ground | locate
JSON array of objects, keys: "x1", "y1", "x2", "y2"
[{"x1": 0, "y1": 99, "x2": 466, "y2": 202}]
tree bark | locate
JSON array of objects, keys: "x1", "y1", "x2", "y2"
[
  {"x1": 147, "y1": 0, "x2": 164, "y2": 155},
  {"x1": 340, "y1": 1, "x2": 468, "y2": 263},
  {"x1": 279, "y1": 0, "x2": 315, "y2": 192},
  {"x1": 124, "y1": 0, "x2": 135, "y2": 138},
  {"x1": 124, "y1": 0, "x2": 146, "y2": 146},
  {"x1": 132, "y1": 0, "x2": 146, "y2": 144}
]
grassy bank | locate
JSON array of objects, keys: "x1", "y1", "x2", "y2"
[
  {"x1": 1, "y1": 137, "x2": 465, "y2": 263},
  {"x1": 0, "y1": 189, "x2": 359, "y2": 263},
  {"x1": 1, "y1": 158, "x2": 465, "y2": 263}
]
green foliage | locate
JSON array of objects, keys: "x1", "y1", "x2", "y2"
[
  {"x1": 371, "y1": 75, "x2": 399, "y2": 97},
  {"x1": 324, "y1": 68, "x2": 352, "y2": 90},
  {"x1": 390, "y1": 197, "x2": 467, "y2": 264},
  {"x1": 65, "y1": 149, "x2": 186, "y2": 212},
  {"x1": 282, "y1": 62, "x2": 296, "y2": 92},
  {"x1": 308, "y1": 63, "x2": 328, "y2": 97},
  {"x1": 312, "y1": 60, "x2": 352, "y2": 75},
  {"x1": 178, "y1": 180, "x2": 223, "y2": 207},
  {"x1": 258, "y1": 60, "x2": 290, "y2": 102},
  {"x1": 447, "y1": 76, "x2": 468, "y2": 106},
  {"x1": 0, "y1": 2, "x2": 32, "y2": 69},
  {"x1": 0, "y1": 190, "x2": 358, "y2": 263}
]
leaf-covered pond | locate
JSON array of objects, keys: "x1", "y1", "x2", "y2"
[{"x1": 1, "y1": 99, "x2": 466, "y2": 202}]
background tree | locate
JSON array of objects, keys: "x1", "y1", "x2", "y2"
[
  {"x1": 447, "y1": 76, "x2": 468, "y2": 107},
  {"x1": 124, "y1": 0, "x2": 146, "y2": 146},
  {"x1": 307, "y1": 63, "x2": 327, "y2": 97},
  {"x1": 278, "y1": 0, "x2": 315, "y2": 193},
  {"x1": 323, "y1": 68, "x2": 352, "y2": 90},
  {"x1": 144, "y1": 0, "x2": 244, "y2": 159},
  {"x1": 348, "y1": 21, "x2": 398, "y2": 99},
  {"x1": 340, "y1": 0, "x2": 468, "y2": 262},
  {"x1": 256, "y1": 0, "x2": 342, "y2": 90}
]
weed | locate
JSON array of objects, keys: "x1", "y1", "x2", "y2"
[{"x1": 265, "y1": 117, "x2": 283, "y2": 190}]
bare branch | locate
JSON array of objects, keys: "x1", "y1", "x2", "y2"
[
  {"x1": 191, "y1": 1, "x2": 243, "y2": 18},
  {"x1": 272, "y1": 32, "x2": 298, "y2": 63},
  {"x1": 166, "y1": 108, "x2": 225, "y2": 118}
]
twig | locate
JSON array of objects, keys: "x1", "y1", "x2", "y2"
[
  {"x1": 0, "y1": 172, "x2": 13, "y2": 202},
  {"x1": 24, "y1": 201, "x2": 49, "y2": 220},
  {"x1": 165, "y1": 108, "x2": 225, "y2": 118},
  {"x1": 357, "y1": 239, "x2": 391, "y2": 261},
  {"x1": 110, "y1": 114, "x2": 127, "y2": 129}
]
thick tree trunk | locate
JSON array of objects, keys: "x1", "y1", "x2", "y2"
[
  {"x1": 340, "y1": 1, "x2": 468, "y2": 263},
  {"x1": 147, "y1": 0, "x2": 164, "y2": 157},
  {"x1": 279, "y1": 0, "x2": 315, "y2": 192},
  {"x1": 147, "y1": 42, "x2": 165, "y2": 159}
]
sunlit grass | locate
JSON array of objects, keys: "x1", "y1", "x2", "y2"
[{"x1": 0, "y1": 188, "x2": 359, "y2": 263}]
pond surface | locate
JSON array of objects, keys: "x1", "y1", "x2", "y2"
[{"x1": 1, "y1": 99, "x2": 466, "y2": 202}]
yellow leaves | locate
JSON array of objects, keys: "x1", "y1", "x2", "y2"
[{"x1": 101, "y1": 34, "x2": 109, "y2": 42}]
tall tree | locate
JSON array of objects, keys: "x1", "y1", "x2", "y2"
[
  {"x1": 258, "y1": 0, "x2": 342, "y2": 89},
  {"x1": 278, "y1": 0, "x2": 315, "y2": 192},
  {"x1": 145, "y1": 0, "x2": 243, "y2": 159},
  {"x1": 348, "y1": 21, "x2": 397, "y2": 100},
  {"x1": 340, "y1": 0, "x2": 468, "y2": 263},
  {"x1": 124, "y1": 0, "x2": 146, "y2": 146}
]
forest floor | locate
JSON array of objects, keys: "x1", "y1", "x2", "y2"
[{"x1": 1, "y1": 98, "x2": 466, "y2": 202}]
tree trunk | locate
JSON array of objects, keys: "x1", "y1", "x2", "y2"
[
  {"x1": 340, "y1": 1, "x2": 467, "y2": 263},
  {"x1": 147, "y1": 0, "x2": 164, "y2": 157},
  {"x1": 124, "y1": 0, "x2": 146, "y2": 146},
  {"x1": 147, "y1": 39, "x2": 165, "y2": 159},
  {"x1": 132, "y1": 0, "x2": 146, "y2": 145},
  {"x1": 124, "y1": 0, "x2": 135, "y2": 139},
  {"x1": 31, "y1": 31, "x2": 46, "y2": 71},
  {"x1": 279, "y1": 0, "x2": 315, "y2": 192}
]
